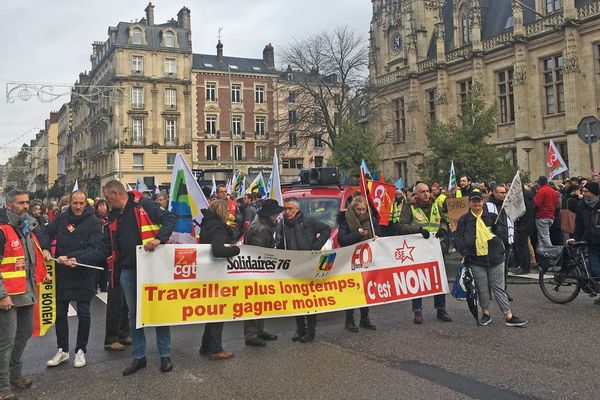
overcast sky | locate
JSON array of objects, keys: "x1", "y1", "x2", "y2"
[{"x1": 0, "y1": 0, "x2": 371, "y2": 163}]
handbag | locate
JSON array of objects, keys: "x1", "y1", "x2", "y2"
[
  {"x1": 559, "y1": 209, "x2": 576, "y2": 234},
  {"x1": 451, "y1": 262, "x2": 469, "y2": 300}
]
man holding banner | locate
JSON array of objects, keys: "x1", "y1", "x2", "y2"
[
  {"x1": 0, "y1": 190, "x2": 49, "y2": 400},
  {"x1": 395, "y1": 183, "x2": 452, "y2": 324},
  {"x1": 66, "y1": 180, "x2": 176, "y2": 376}
]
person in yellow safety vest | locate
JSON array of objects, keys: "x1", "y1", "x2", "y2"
[
  {"x1": 394, "y1": 182, "x2": 452, "y2": 325},
  {"x1": 456, "y1": 175, "x2": 474, "y2": 198},
  {"x1": 390, "y1": 189, "x2": 405, "y2": 225},
  {"x1": 431, "y1": 182, "x2": 446, "y2": 210},
  {"x1": 0, "y1": 190, "x2": 50, "y2": 399}
]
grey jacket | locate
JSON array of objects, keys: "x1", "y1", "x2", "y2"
[
  {"x1": 276, "y1": 213, "x2": 331, "y2": 251},
  {"x1": 245, "y1": 216, "x2": 277, "y2": 248}
]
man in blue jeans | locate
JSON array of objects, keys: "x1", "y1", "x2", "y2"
[{"x1": 64, "y1": 181, "x2": 176, "y2": 376}]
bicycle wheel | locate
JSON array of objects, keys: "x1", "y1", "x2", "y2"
[{"x1": 539, "y1": 268, "x2": 581, "y2": 304}]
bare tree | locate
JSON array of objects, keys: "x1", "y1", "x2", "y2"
[{"x1": 278, "y1": 26, "x2": 369, "y2": 150}]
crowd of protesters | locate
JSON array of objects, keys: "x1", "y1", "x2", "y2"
[{"x1": 1, "y1": 171, "x2": 599, "y2": 399}]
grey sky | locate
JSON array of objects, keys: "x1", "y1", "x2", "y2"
[{"x1": 0, "y1": 0, "x2": 371, "y2": 163}]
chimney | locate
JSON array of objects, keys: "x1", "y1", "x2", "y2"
[
  {"x1": 145, "y1": 2, "x2": 154, "y2": 25},
  {"x1": 262, "y1": 43, "x2": 274, "y2": 68},
  {"x1": 177, "y1": 6, "x2": 191, "y2": 29},
  {"x1": 217, "y1": 40, "x2": 224, "y2": 62}
]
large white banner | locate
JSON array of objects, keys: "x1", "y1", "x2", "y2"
[{"x1": 136, "y1": 235, "x2": 449, "y2": 328}]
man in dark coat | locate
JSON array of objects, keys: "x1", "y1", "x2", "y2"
[
  {"x1": 512, "y1": 186, "x2": 535, "y2": 274},
  {"x1": 242, "y1": 199, "x2": 282, "y2": 347},
  {"x1": 277, "y1": 197, "x2": 331, "y2": 343},
  {"x1": 39, "y1": 190, "x2": 102, "y2": 369}
]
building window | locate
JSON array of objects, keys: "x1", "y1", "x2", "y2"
[
  {"x1": 132, "y1": 56, "x2": 144, "y2": 73},
  {"x1": 393, "y1": 97, "x2": 406, "y2": 141},
  {"x1": 164, "y1": 31, "x2": 175, "y2": 47},
  {"x1": 426, "y1": 89, "x2": 436, "y2": 122},
  {"x1": 314, "y1": 134, "x2": 324, "y2": 148},
  {"x1": 282, "y1": 158, "x2": 303, "y2": 169},
  {"x1": 505, "y1": 148, "x2": 518, "y2": 167},
  {"x1": 498, "y1": 68, "x2": 515, "y2": 123},
  {"x1": 314, "y1": 156, "x2": 324, "y2": 168},
  {"x1": 460, "y1": 5, "x2": 472, "y2": 46},
  {"x1": 234, "y1": 145, "x2": 244, "y2": 161},
  {"x1": 133, "y1": 153, "x2": 144, "y2": 170},
  {"x1": 165, "y1": 88, "x2": 176, "y2": 108},
  {"x1": 396, "y1": 160, "x2": 407, "y2": 183},
  {"x1": 206, "y1": 82, "x2": 216, "y2": 102},
  {"x1": 231, "y1": 84, "x2": 241, "y2": 102},
  {"x1": 289, "y1": 110, "x2": 298, "y2": 124},
  {"x1": 132, "y1": 119, "x2": 144, "y2": 145},
  {"x1": 255, "y1": 85, "x2": 265, "y2": 104},
  {"x1": 206, "y1": 115, "x2": 217, "y2": 135},
  {"x1": 167, "y1": 153, "x2": 176, "y2": 170},
  {"x1": 165, "y1": 120, "x2": 177, "y2": 146},
  {"x1": 132, "y1": 87, "x2": 144, "y2": 108},
  {"x1": 206, "y1": 145, "x2": 218, "y2": 161},
  {"x1": 288, "y1": 90, "x2": 296, "y2": 103},
  {"x1": 542, "y1": 55, "x2": 564, "y2": 115},
  {"x1": 546, "y1": 0, "x2": 561, "y2": 14},
  {"x1": 256, "y1": 145, "x2": 268, "y2": 161},
  {"x1": 165, "y1": 58, "x2": 176, "y2": 75},
  {"x1": 131, "y1": 28, "x2": 142, "y2": 45},
  {"x1": 289, "y1": 132, "x2": 298, "y2": 147},
  {"x1": 232, "y1": 116, "x2": 242, "y2": 138},
  {"x1": 458, "y1": 79, "x2": 472, "y2": 113},
  {"x1": 255, "y1": 116, "x2": 266, "y2": 139}
]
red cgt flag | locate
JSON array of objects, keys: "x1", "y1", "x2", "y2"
[{"x1": 367, "y1": 179, "x2": 396, "y2": 226}]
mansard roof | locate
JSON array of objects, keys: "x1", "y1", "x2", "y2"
[
  {"x1": 192, "y1": 54, "x2": 277, "y2": 74},
  {"x1": 109, "y1": 21, "x2": 191, "y2": 52}
]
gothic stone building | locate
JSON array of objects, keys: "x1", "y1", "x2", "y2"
[{"x1": 370, "y1": 0, "x2": 600, "y2": 184}]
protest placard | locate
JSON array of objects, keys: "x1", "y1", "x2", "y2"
[{"x1": 446, "y1": 197, "x2": 470, "y2": 231}]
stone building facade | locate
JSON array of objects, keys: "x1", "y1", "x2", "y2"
[
  {"x1": 370, "y1": 0, "x2": 600, "y2": 184},
  {"x1": 192, "y1": 42, "x2": 278, "y2": 183}
]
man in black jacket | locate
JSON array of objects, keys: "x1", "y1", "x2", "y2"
[
  {"x1": 512, "y1": 187, "x2": 535, "y2": 275},
  {"x1": 277, "y1": 197, "x2": 331, "y2": 343},
  {"x1": 63, "y1": 181, "x2": 176, "y2": 376},
  {"x1": 242, "y1": 199, "x2": 282, "y2": 347},
  {"x1": 39, "y1": 190, "x2": 102, "y2": 369}
]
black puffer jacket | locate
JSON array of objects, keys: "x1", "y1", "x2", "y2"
[
  {"x1": 38, "y1": 206, "x2": 102, "y2": 301},
  {"x1": 276, "y1": 212, "x2": 331, "y2": 251},
  {"x1": 454, "y1": 208, "x2": 507, "y2": 268},
  {"x1": 245, "y1": 215, "x2": 277, "y2": 248},
  {"x1": 199, "y1": 209, "x2": 241, "y2": 258},
  {"x1": 574, "y1": 199, "x2": 600, "y2": 249}
]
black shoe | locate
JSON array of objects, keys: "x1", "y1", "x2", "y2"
[
  {"x1": 345, "y1": 319, "x2": 359, "y2": 333},
  {"x1": 505, "y1": 316, "x2": 527, "y2": 327},
  {"x1": 292, "y1": 330, "x2": 305, "y2": 342},
  {"x1": 359, "y1": 319, "x2": 377, "y2": 330},
  {"x1": 10, "y1": 376, "x2": 32, "y2": 389},
  {"x1": 436, "y1": 309, "x2": 452, "y2": 322},
  {"x1": 122, "y1": 357, "x2": 147, "y2": 376},
  {"x1": 245, "y1": 337, "x2": 267, "y2": 347},
  {"x1": 479, "y1": 314, "x2": 492, "y2": 326},
  {"x1": 299, "y1": 332, "x2": 315, "y2": 343},
  {"x1": 160, "y1": 357, "x2": 173, "y2": 373},
  {"x1": 512, "y1": 266, "x2": 530, "y2": 275},
  {"x1": 257, "y1": 332, "x2": 278, "y2": 341}
]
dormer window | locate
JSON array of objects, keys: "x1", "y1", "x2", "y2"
[
  {"x1": 132, "y1": 28, "x2": 142, "y2": 45},
  {"x1": 164, "y1": 31, "x2": 175, "y2": 47}
]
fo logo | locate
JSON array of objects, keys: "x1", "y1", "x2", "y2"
[
  {"x1": 351, "y1": 243, "x2": 372, "y2": 270},
  {"x1": 174, "y1": 248, "x2": 197, "y2": 280}
]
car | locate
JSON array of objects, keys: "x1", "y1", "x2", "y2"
[{"x1": 282, "y1": 167, "x2": 360, "y2": 248}]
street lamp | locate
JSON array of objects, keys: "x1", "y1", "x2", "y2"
[{"x1": 522, "y1": 147, "x2": 533, "y2": 179}]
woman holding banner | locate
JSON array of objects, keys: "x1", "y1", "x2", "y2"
[
  {"x1": 337, "y1": 196, "x2": 378, "y2": 332},
  {"x1": 198, "y1": 200, "x2": 240, "y2": 360}
]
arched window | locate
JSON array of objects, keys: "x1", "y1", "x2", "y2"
[
  {"x1": 132, "y1": 28, "x2": 142, "y2": 45},
  {"x1": 459, "y1": 6, "x2": 472, "y2": 45},
  {"x1": 164, "y1": 31, "x2": 175, "y2": 47}
]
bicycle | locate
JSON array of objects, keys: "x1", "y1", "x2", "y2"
[{"x1": 538, "y1": 241, "x2": 600, "y2": 304}]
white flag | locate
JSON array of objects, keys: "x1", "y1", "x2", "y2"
[
  {"x1": 135, "y1": 177, "x2": 150, "y2": 192},
  {"x1": 211, "y1": 175, "x2": 217, "y2": 196},
  {"x1": 126, "y1": 183, "x2": 134, "y2": 191},
  {"x1": 154, "y1": 177, "x2": 161, "y2": 195},
  {"x1": 72, "y1": 179, "x2": 79, "y2": 192},
  {"x1": 448, "y1": 161, "x2": 456, "y2": 191},
  {"x1": 502, "y1": 171, "x2": 526, "y2": 222},
  {"x1": 268, "y1": 149, "x2": 283, "y2": 205}
]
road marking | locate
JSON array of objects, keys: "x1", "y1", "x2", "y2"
[{"x1": 508, "y1": 272, "x2": 539, "y2": 280}]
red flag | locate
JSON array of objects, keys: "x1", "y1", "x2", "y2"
[
  {"x1": 360, "y1": 167, "x2": 379, "y2": 221},
  {"x1": 367, "y1": 180, "x2": 396, "y2": 226}
]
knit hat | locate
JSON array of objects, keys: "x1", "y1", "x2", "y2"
[{"x1": 584, "y1": 181, "x2": 600, "y2": 196}]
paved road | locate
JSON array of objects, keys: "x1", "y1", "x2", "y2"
[{"x1": 13, "y1": 257, "x2": 600, "y2": 400}]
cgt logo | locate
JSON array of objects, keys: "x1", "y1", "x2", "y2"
[
  {"x1": 173, "y1": 248, "x2": 197, "y2": 280},
  {"x1": 351, "y1": 243, "x2": 372, "y2": 270}
]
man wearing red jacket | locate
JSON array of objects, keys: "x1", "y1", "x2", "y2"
[{"x1": 533, "y1": 176, "x2": 559, "y2": 248}]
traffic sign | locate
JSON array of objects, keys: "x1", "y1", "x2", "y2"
[{"x1": 577, "y1": 116, "x2": 600, "y2": 144}]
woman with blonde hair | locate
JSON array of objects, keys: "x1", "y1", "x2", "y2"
[{"x1": 197, "y1": 199, "x2": 240, "y2": 360}]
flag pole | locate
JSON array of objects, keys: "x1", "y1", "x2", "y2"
[{"x1": 361, "y1": 165, "x2": 376, "y2": 237}]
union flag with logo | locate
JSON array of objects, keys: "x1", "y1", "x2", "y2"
[{"x1": 546, "y1": 139, "x2": 568, "y2": 180}]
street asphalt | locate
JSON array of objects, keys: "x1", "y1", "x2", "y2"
[{"x1": 12, "y1": 253, "x2": 600, "y2": 400}]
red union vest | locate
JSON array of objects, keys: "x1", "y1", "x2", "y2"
[{"x1": 0, "y1": 224, "x2": 47, "y2": 295}]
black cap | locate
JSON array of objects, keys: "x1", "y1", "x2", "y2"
[
  {"x1": 257, "y1": 199, "x2": 284, "y2": 216},
  {"x1": 469, "y1": 190, "x2": 484, "y2": 200},
  {"x1": 537, "y1": 175, "x2": 548, "y2": 185}
]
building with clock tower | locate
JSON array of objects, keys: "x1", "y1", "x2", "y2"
[{"x1": 369, "y1": 0, "x2": 600, "y2": 184}]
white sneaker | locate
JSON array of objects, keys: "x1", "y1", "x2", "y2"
[
  {"x1": 73, "y1": 349, "x2": 86, "y2": 368},
  {"x1": 47, "y1": 349, "x2": 69, "y2": 367}
]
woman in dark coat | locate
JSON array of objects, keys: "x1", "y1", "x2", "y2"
[
  {"x1": 337, "y1": 196, "x2": 378, "y2": 332},
  {"x1": 38, "y1": 191, "x2": 102, "y2": 367},
  {"x1": 198, "y1": 199, "x2": 240, "y2": 360}
]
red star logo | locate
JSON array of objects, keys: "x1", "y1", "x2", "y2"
[{"x1": 395, "y1": 239, "x2": 415, "y2": 263}]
